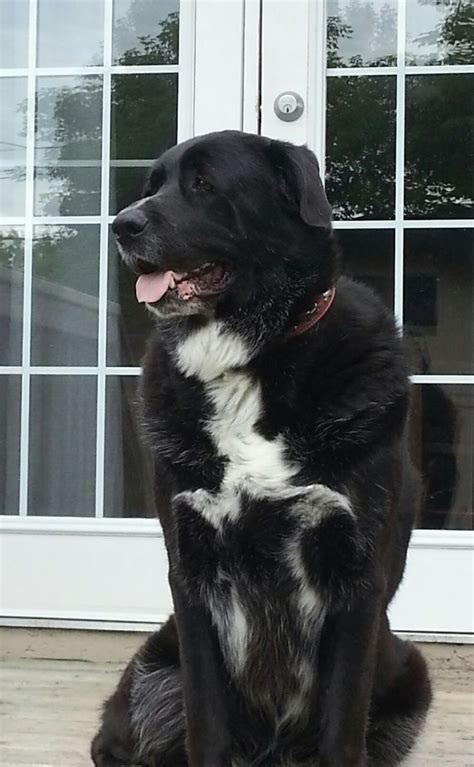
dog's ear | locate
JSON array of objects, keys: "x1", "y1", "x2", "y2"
[{"x1": 270, "y1": 142, "x2": 332, "y2": 228}]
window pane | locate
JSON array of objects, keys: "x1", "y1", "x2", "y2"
[
  {"x1": 327, "y1": 0, "x2": 397, "y2": 67},
  {"x1": 107, "y1": 233, "x2": 154, "y2": 366},
  {"x1": 410, "y1": 385, "x2": 473, "y2": 530},
  {"x1": 404, "y1": 229, "x2": 473, "y2": 376},
  {"x1": 337, "y1": 229, "x2": 394, "y2": 310},
  {"x1": 0, "y1": 376, "x2": 21, "y2": 515},
  {"x1": 37, "y1": 0, "x2": 104, "y2": 67},
  {"x1": 35, "y1": 76, "x2": 103, "y2": 216},
  {"x1": 113, "y1": 0, "x2": 179, "y2": 65},
  {"x1": 405, "y1": 75, "x2": 474, "y2": 220},
  {"x1": 31, "y1": 225, "x2": 100, "y2": 366},
  {"x1": 326, "y1": 76, "x2": 396, "y2": 220},
  {"x1": 104, "y1": 376, "x2": 154, "y2": 517},
  {"x1": 109, "y1": 164, "x2": 148, "y2": 215},
  {"x1": 28, "y1": 376, "x2": 96, "y2": 516},
  {"x1": 0, "y1": 227, "x2": 24, "y2": 366},
  {"x1": 406, "y1": 0, "x2": 473, "y2": 66},
  {"x1": 0, "y1": 0, "x2": 29, "y2": 69},
  {"x1": 111, "y1": 74, "x2": 178, "y2": 160},
  {"x1": 0, "y1": 78, "x2": 27, "y2": 217}
]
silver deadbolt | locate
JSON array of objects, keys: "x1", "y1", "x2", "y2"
[{"x1": 274, "y1": 91, "x2": 304, "y2": 122}]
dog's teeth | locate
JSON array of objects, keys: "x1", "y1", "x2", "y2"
[{"x1": 169, "y1": 276, "x2": 176, "y2": 289}]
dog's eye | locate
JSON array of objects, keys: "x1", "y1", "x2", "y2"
[{"x1": 192, "y1": 176, "x2": 213, "y2": 192}]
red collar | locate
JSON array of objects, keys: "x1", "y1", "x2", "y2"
[{"x1": 287, "y1": 287, "x2": 336, "y2": 338}]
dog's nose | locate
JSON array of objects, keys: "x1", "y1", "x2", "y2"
[{"x1": 112, "y1": 208, "x2": 149, "y2": 240}]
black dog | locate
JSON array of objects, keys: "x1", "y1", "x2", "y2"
[{"x1": 91, "y1": 131, "x2": 431, "y2": 766}]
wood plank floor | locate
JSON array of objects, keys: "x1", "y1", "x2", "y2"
[{"x1": 0, "y1": 656, "x2": 472, "y2": 766}]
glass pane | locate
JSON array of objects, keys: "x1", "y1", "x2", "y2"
[
  {"x1": 326, "y1": 76, "x2": 396, "y2": 220},
  {"x1": 35, "y1": 76, "x2": 103, "y2": 216},
  {"x1": 31, "y1": 225, "x2": 100, "y2": 366},
  {"x1": 327, "y1": 0, "x2": 397, "y2": 67},
  {"x1": 410, "y1": 385, "x2": 473, "y2": 530},
  {"x1": 104, "y1": 376, "x2": 154, "y2": 517},
  {"x1": 107, "y1": 233, "x2": 154, "y2": 366},
  {"x1": 337, "y1": 229, "x2": 394, "y2": 310},
  {"x1": 406, "y1": 0, "x2": 474, "y2": 66},
  {"x1": 109, "y1": 164, "x2": 148, "y2": 214},
  {"x1": 37, "y1": 0, "x2": 104, "y2": 67},
  {"x1": 0, "y1": 227, "x2": 24, "y2": 366},
  {"x1": 404, "y1": 229, "x2": 473, "y2": 376},
  {"x1": 111, "y1": 74, "x2": 178, "y2": 160},
  {"x1": 0, "y1": 376, "x2": 21, "y2": 515},
  {"x1": 28, "y1": 376, "x2": 96, "y2": 516},
  {"x1": 405, "y1": 75, "x2": 474, "y2": 220},
  {"x1": 113, "y1": 0, "x2": 179, "y2": 65},
  {"x1": 0, "y1": 78, "x2": 27, "y2": 217},
  {"x1": 0, "y1": 0, "x2": 29, "y2": 69}
]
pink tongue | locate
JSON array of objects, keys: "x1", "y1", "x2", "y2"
[{"x1": 136, "y1": 272, "x2": 174, "y2": 303}]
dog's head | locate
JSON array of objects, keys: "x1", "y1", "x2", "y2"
[{"x1": 113, "y1": 130, "x2": 334, "y2": 327}]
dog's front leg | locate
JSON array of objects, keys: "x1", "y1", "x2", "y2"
[
  {"x1": 170, "y1": 568, "x2": 232, "y2": 767},
  {"x1": 317, "y1": 589, "x2": 382, "y2": 767}
]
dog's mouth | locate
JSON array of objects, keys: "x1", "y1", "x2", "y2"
[{"x1": 135, "y1": 261, "x2": 232, "y2": 305}]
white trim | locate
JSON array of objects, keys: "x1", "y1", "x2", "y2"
[
  {"x1": 1, "y1": 617, "x2": 471, "y2": 642},
  {"x1": 307, "y1": 0, "x2": 327, "y2": 167},
  {"x1": 0, "y1": 515, "x2": 163, "y2": 536},
  {"x1": 327, "y1": 65, "x2": 474, "y2": 77},
  {"x1": 95, "y1": 0, "x2": 114, "y2": 520},
  {"x1": 394, "y1": 0, "x2": 407, "y2": 326},
  {"x1": 2, "y1": 217, "x2": 472, "y2": 229},
  {"x1": 177, "y1": 0, "x2": 196, "y2": 142},
  {"x1": 0, "y1": 517, "x2": 471, "y2": 549},
  {"x1": 18, "y1": 0, "x2": 38, "y2": 518},
  {"x1": 3, "y1": 369, "x2": 472, "y2": 382},
  {"x1": 0, "y1": 65, "x2": 179, "y2": 77},
  {"x1": 410, "y1": 375, "x2": 474, "y2": 385},
  {"x1": 242, "y1": 0, "x2": 261, "y2": 135},
  {"x1": 0, "y1": 616, "x2": 163, "y2": 632}
]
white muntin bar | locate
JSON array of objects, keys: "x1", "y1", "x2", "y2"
[
  {"x1": 95, "y1": 0, "x2": 114, "y2": 520},
  {"x1": 394, "y1": 0, "x2": 407, "y2": 329},
  {"x1": 18, "y1": 0, "x2": 38, "y2": 517}
]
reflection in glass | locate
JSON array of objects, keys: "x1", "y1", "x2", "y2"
[
  {"x1": 113, "y1": 0, "x2": 179, "y2": 65},
  {"x1": 107, "y1": 234, "x2": 154, "y2": 366},
  {"x1": 337, "y1": 229, "x2": 394, "y2": 310},
  {"x1": 37, "y1": 0, "x2": 104, "y2": 67},
  {"x1": 405, "y1": 75, "x2": 474, "y2": 220},
  {"x1": 0, "y1": 228, "x2": 24, "y2": 366},
  {"x1": 35, "y1": 76, "x2": 103, "y2": 216},
  {"x1": 410, "y1": 385, "x2": 473, "y2": 530},
  {"x1": 109, "y1": 164, "x2": 148, "y2": 215},
  {"x1": 406, "y1": 0, "x2": 474, "y2": 66},
  {"x1": 327, "y1": 0, "x2": 397, "y2": 67},
  {"x1": 404, "y1": 229, "x2": 473, "y2": 376},
  {"x1": 326, "y1": 76, "x2": 396, "y2": 220},
  {"x1": 0, "y1": 78, "x2": 27, "y2": 217},
  {"x1": 28, "y1": 376, "x2": 96, "y2": 516},
  {"x1": 31, "y1": 225, "x2": 100, "y2": 366},
  {"x1": 104, "y1": 376, "x2": 154, "y2": 518},
  {"x1": 111, "y1": 74, "x2": 178, "y2": 160},
  {"x1": 0, "y1": 376, "x2": 21, "y2": 515},
  {"x1": 0, "y1": 0, "x2": 29, "y2": 69}
]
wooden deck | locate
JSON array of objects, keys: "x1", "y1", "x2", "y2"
[{"x1": 0, "y1": 645, "x2": 472, "y2": 766}]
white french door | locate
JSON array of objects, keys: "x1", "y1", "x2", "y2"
[
  {"x1": 1, "y1": 0, "x2": 472, "y2": 639},
  {"x1": 260, "y1": 0, "x2": 473, "y2": 638}
]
